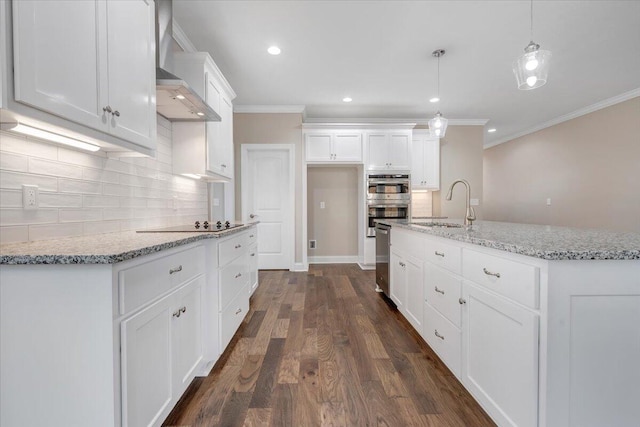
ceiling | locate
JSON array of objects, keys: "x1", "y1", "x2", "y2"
[{"x1": 173, "y1": 1, "x2": 640, "y2": 146}]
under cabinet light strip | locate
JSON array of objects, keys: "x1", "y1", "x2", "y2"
[{"x1": 0, "y1": 122, "x2": 101, "y2": 152}]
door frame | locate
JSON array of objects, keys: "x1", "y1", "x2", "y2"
[{"x1": 240, "y1": 144, "x2": 296, "y2": 271}]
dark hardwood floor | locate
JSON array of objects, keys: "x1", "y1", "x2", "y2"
[{"x1": 163, "y1": 264, "x2": 496, "y2": 427}]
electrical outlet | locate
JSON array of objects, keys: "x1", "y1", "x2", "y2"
[
  {"x1": 320, "y1": 201, "x2": 325, "y2": 209},
  {"x1": 546, "y1": 198, "x2": 552, "y2": 206},
  {"x1": 309, "y1": 240, "x2": 317, "y2": 249},
  {"x1": 213, "y1": 198, "x2": 220, "y2": 207},
  {"x1": 22, "y1": 185, "x2": 39, "y2": 210},
  {"x1": 470, "y1": 198, "x2": 479, "y2": 206}
]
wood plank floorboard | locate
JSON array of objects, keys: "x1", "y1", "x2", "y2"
[{"x1": 163, "y1": 264, "x2": 495, "y2": 427}]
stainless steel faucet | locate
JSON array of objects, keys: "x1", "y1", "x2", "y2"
[{"x1": 445, "y1": 179, "x2": 476, "y2": 227}]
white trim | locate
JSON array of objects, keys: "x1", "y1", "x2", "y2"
[
  {"x1": 308, "y1": 256, "x2": 359, "y2": 264},
  {"x1": 302, "y1": 142, "x2": 308, "y2": 269},
  {"x1": 291, "y1": 262, "x2": 309, "y2": 272},
  {"x1": 358, "y1": 262, "x2": 376, "y2": 271},
  {"x1": 302, "y1": 122, "x2": 417, "y2": 130},
  {"x1": 485, "y1": 88, "x2": 640, "y2": 149},
  {"x1": 234, "y1": 105, "x2": 306, "y2": 114},
  {"x1": 303, "y1": 117, "x2": 488, "y2": 126},
  {"x1": 172, "y1": 19, "x2": 197, "y2": 53},
  {"x1": 241, "y1": 144, "x2": 296, "y2": 271}
]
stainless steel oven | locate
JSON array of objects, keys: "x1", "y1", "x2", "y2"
[{"x1": 367, "y1": 173, "x2": 410, "y2": 237}]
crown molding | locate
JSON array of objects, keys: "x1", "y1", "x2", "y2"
[
  {"x1": 172, "y1": 19, "x2": 197, "y2": 53},
  {"x1": 302, "y1": 122, "x2": 417, "y2": 130},
  {"x1": 233, "y1": 105, "x2": 307, "y2": 114},
  {"x1": 485, "y1": 88, "x2": 640, "y2": 149},
  {"x1": 304, "y1": 117, "x2": 487, "y2": 126}
]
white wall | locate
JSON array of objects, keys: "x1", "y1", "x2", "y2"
[{"x1": 0, "y1": 116, "x2": 209, "y2": 244}]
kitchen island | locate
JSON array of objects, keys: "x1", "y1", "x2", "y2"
[
  {"x1": 378, "y1": 219, "x2": 640, "y2": 427},
  {"x1": 0, "y1": 223, "x2": 258, "y2": 427}
]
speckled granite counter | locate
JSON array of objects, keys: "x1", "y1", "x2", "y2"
[
  {"x1": 0, "y1": 223, "x2": 257, "y2": 265},
  {"x1": 377, "y1": 219, "x2": 640, "y2": 260}
]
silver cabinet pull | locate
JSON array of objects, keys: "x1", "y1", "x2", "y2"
[
  {"x1": 235, "y1": 244, "x2": 242, "y2": 249},
  {"x1": 113, "y1": 110, "x2": 120, "y2": 117},
  {"x1": 221, "y1": 164, "x2": 227, "y2": 168},
  {"x1": 181, "y1": 306, "x2": 186, "y2": 314},
  {"x1": 235, "y1": 273, "x2": 242, "y2": 278},
  {"x1": 169, "y1": 265, "x2": 183, "y2": 275},
  {"x1": 103, "y1": 105, "x2": 112, "y2": 114},
  {"x1": 435, "y1": 251, "x2": 445, "y2": 257},
  {"x1": 249, "y1": 234, "x2": 254, "y2": 238},
  {"x1": 434, "y1": 286, "x2": 445, "y2": 295},
  {"x1": 434, "y1": 330, "x2": 445, "y2": 340},
  {"x1": 399, "y1": 261, "x2": 405, "y2": 267},
  {"x1": 483, "y1": 268, "x2": 501, "y2": 278},
  {"x1": 173, "y1": 309, "x2": 181, "y2": 318},
  {"x1": 459, "y1": 298, "x2": 466, "y2": 305},
  {"x1": 250, "y1": 253, "x2": 256, "y2": 257},
  {"x1": 235, "y1": 308, "x2": 242, "y2": 315},
  {"x1": 250, "y1": 214, "x2": 257, "y2": 219}
]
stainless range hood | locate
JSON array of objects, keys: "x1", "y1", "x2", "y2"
[{"x1": 155, "y1": 0, "x2": 220, "y2": 122}]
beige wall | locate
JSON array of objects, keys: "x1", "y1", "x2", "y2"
[
  {"x1": 429, "y1": 125, "x2": 485, "y2": 219},
  {"x1": 307, "y1": 166, "x2": 358, "y2": 258},
  {"x1": 483, "y1": 97, "x2": 640, "y2": 232},
  {"x1": 233, "y1": 113, "x2": 304, "y2": 263}
]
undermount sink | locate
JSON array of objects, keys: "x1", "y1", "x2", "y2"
[{"x1": 411, "y1": 222, "x2": 463, "y2": 228}]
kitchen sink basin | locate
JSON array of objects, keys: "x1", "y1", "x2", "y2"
[{"x1": 411, "y1": 222, "x2": 463, "y2": 228}]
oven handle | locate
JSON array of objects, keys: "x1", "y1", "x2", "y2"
[
  {"x1": 368, "y1": 180, "x2": 410, "y2": 185},
  {"x1": 368, "y1": 204, "x2": 410, "y2": 208}
]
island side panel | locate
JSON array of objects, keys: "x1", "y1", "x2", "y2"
[
  {"x1": 544, "y1": 259, "x2": 640, "y2": 427},
  {"x1": 0, "y1": 264, "x2": 115, "y2": 427}
]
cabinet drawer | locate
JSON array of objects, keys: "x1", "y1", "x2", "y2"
[
  {"x1": 219, "y1": 254, "x2": 249, "y2": 311},
  {"x1": 247, "y1": 228, "x2": 257, "y2": 245},
  {"x1": 119, "y1": 245, "x2": 205, "y2": 315},
  {"x1": 424, "y1": 238, "x2": 462, "y2": 274},
  {"x1": 219, "y1": 232, "x2": 249, "y2": 267},
  {"x1": 462, "y1": 249, "x2": 539, "y2": 309},
  {"x1": 423, "y1": 301, "x2": 461, "y2": 378},
  {"x1": 390, "y1": 228, "x2": 425, "y2": 255},
  {"x1": 425, "y1": 264, "x2": 462, "y2": 328},
  {"x1": 220, "y1": 284, "x2": 249, "y2": 352}
]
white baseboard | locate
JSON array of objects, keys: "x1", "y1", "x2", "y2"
[
  {"x1": 358, "y1": 262, "x2": 376, "y2": 271},
  {"x1": 308, "y1": 255, "x2": 359, "y2": 264},
  {"x1": 291, "y1": 262, "x2": 309, "y2": 272}
]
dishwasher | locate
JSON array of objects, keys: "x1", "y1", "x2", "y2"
[{"x1": 375, "y1": 222, "x2": 391, "y2": 296}]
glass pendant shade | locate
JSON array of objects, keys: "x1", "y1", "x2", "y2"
[
  {"x1": 428, "y1": 112, "x2": 448, "y2": 138},
  {"x1": 513, "y1": 41, "x2": 551, "y2": 90}
]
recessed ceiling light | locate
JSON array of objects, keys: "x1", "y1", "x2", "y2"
[
  {"x1": 196, "y1": 112, "x2": 205, "y2": 116},
  {"x1": 429, "y1": 97, "x2": 440, "y2": 103},
  {"x1": 267, "y1": 46, "x2": 281, "y2": 55},
  {"x1": 487, "y1": 128, "x2": 497, "y2": 133},
  {"x1": 175, "y1": 94, "x2": 185, "y2": 100},
  {"x1": 343, "y1": 97, "x2": 352, "y2": 103}
]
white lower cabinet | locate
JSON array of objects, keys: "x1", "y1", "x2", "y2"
[
  {"x1": 249, "y1": 242, "x2": 258, "y2": 295},
  {"x1": 423, "y1": 301, "x2": 461, "y2": 377},
  {"x1": 461, "y1": 281, "x2": 539, "y2": 427}
]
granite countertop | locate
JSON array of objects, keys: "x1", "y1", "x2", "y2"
[
  {"x1": 377, "y1": 219, "x2": 640, "y2": 261},
  {"x1": 0, "y1": 223, "x2": 257, "y2": 265}
]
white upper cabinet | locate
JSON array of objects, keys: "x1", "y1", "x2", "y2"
[
  {"x1": 172, "y1": 53, "x2": 236, "y2": 180},
  {"x1": 11, "y1": 0, "x2": 157, "y2": 151},
  {"x1": 366, "y1": 130, "x2": 412, "y2": 170},
  {"x1": 411, "y1": 131, "x2": 440, "y2": 189},
  {"x1": 305, "y1": 130, "x2": 363, "y2": 163}
]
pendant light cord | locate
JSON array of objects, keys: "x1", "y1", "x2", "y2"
[
  {"x1": 437, "y1": 55, "x2": 440, "y2": 99},
  {"x1": 530, "y1": 0, "x2": 534, "y2": 41}
]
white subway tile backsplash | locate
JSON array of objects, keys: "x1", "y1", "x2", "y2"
[
  {"x1": 0, "y1": 171, "x2": 58, "y2": 191},
  {"x1": 0, "y1": 152, "x2": 29, "y2": 172},
  {"x1": 29, "y1": 157, "x2": 84, "y2": 179},
  {"x1": 28, "y1": 222, "x2": 84, "y2": 241},
  {"x1": 59, "y1": 209, "x2": 103, "y2": 222},
  {"x1": 39, "y1": 193, "x2": 83, "y2": 208},
  {"x1": 0, "y1": 116, "x2": 209, "y2": 243},
  {"x1": 0, "y1": 226, "x2": 29, "y2": 244}
]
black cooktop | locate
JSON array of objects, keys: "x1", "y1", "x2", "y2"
[{"x1": 137, "y1": 220, "x2": 244, "y2": 233}]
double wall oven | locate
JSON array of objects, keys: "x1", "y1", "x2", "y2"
[{"x1": 367, "y1": 173, "x2": 410, "y2": 237}]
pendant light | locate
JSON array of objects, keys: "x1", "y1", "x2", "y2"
[
  {"x1": 513, "y1": 0, "x2": 551, "y2": 90},
  {"x1": 428, "y1": 49, "x2": 448, "y2": 138}
]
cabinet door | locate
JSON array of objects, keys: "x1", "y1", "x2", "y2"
[
  {"x1": 248, "y1": 243, "x2": 258, "y2": 295},
  {"x1": 366, "y1": 133, "x2": 389, "y2": 169},
  {"x1": 388, "y1": 133, "x2": 410, "y2": 169},
  {"x1": 462, "y1": 282, "x2": 539, "y2": 427},
  {"x1": 404, "y1": 256, "x2": 424, "y2": 332},
  {"x1": 172, "y1": 277, "x2": 204, "y2": 396},
  {"x1": 411, "y1": 137, "x2": 426, "y2": 187},
  {"x1": 206, "y1": 77, "x2": 223, "y2": 175},
  {"x1": 305, "y1": 133, "x2": 332, "y2": 161},
  {"x1": 334, "y1": 132, "x2": 363, "y2": 162},
  {"x1": 105, "y1": 0, "x2": 156, "y2": 150},
  {"x1": 12, "y1": 0, "x2": 108, "y2": 130},
  {"x1": 218, "y1": 96, "x2": 234, "y2": 178},
  {"x1": 423, "y1": 137, "x2": 440, "y2": 189},
  {"x1": 121, "y1": 295, "x2": 173, "y2": 427},
  {"x1": 390, "y1": 251, "x2": 406, "y2": 308}
]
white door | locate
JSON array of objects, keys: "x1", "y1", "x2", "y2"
[{"x1": 242, "y1": 145, "x2": 294, "y2": 270}]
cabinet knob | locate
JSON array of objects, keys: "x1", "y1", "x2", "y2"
[
  {"x1": 235, "y1": 272, "x2": 242, "y2": 278},
  {"x1": 483, "y1": 268, "x2": 501, "y2": 278},
  {"x1": 459, "y1": 298, "x2": 466, "y2": 305},
  {"x1": 434, "y1": 286, "x2": 445, "y2": 295},
  {"x1": 235, "y1": 244, "x2": 242, "y2": 249},
  {"x1": 169, "y1": 265, "x2": 183, "y2": 275},
  {"x1": 113, "y1": 110, "x2": 120, "y2": 117},
  {"x1": 434, "y1": 330, "x2": 445, "y2": 340},
  {"x1": 103, "y1": 105, "x2": 113, "y2": 114}
]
